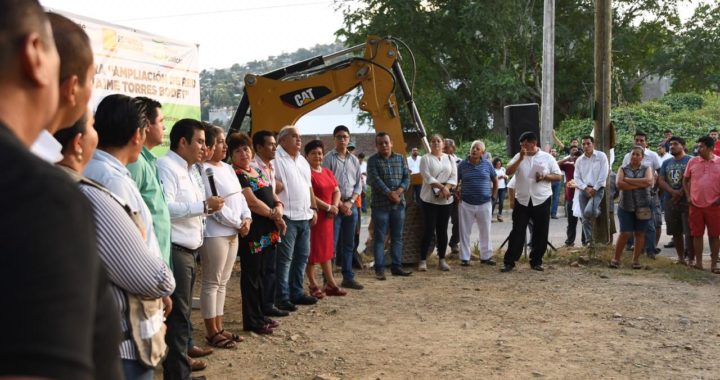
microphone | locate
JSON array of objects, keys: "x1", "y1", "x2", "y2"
[{"x1": 205, "y1": 167, "x2": 218, "y2": 196}]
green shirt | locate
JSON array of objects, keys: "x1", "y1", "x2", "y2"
[{"x1": 127, "y1": 147, "x2": 171, "y2": 266}]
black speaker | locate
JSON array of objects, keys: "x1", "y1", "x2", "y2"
[{"x1": 505, "y1": 103, "x2": 540, "y2": 157}]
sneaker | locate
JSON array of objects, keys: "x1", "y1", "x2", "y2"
[
  {"x1": 497, "y1": 215, "x2": 504, "y2": 222},
  {"x1": 480, "y1": 259, "x2": 496, "y2": 266},
  {"x1": 390, "y1": 268, "x2": 413, "y2": 276},
  {"x1": 375, "y1": 271, "x2": 387, "y2": 281},
  {"x1": 500, "y1": 265, "x2": 515, "y2": 273},
  {"x1": 418, "y1": 260, "x2": 427, "y2": 271},
  {"x1": 439, "y1": 259, "x2": 450, "y2": 271},
  {"x1": 551, "y1": 215, "x2": 559, "y2": 219},
  {"x1": 450, "y1": 244, "x2": 460, "y2": 254},
  {"x1": 531, "y1": 264, "x2": 545, "y2": 271},
  {"x1": 460, "y1": 260, "x2": 470, "y2": 267},
  {"x1": 341, "y1": 279, "x2": 364, "y2": 290}
]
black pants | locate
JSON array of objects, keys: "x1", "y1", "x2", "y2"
[
  {"x1": 163, "y1": 248, "x2": 196, "y2": 380},
  {"x1": 504, "y1": 198, "x2": 551, "y2": 268},
  {"x1": 420, "y1": 201, "x2": 452, "y2": 260},
  {"x1": 565, "y1": 199, "x2": 579, "y2": 245},
  {"x1": 239, "y1": 244, "x2": 266, "y2": 331},
  {"x1": 260, "y1": 245, "x2": 277, "y2": 314},
  {"x1": 449, "y1": 200, "x2": 459, "y2": 247}
]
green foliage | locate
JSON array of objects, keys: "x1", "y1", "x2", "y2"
[
  {"x1": 660, "y1": 92, "x2": 704, "y2": 112},
  {"x1": 553, "y1": 92, "x2": 720, "y2": 170}
]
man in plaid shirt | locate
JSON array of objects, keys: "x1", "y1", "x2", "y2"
[{"x1": 366, "y1": 132, "x2": 413, "y2": 280}]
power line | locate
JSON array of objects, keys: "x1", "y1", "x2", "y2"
[{"x1": 113, "y1": 1, "x2": 338, "y2": 22}]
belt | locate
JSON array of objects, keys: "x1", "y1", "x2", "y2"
[{"x1": 172, "y1": 243, "x2": 198, "y2": 254}]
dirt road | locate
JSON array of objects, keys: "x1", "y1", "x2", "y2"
[{"x1": 179, "y1": 251, "x2": 720, "y2": 380}]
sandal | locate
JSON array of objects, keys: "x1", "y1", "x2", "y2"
[
  {"x1": 219, "y1": 329, "x2": 244, "y2": 343},
  {"x1": 205, "y1": 332, "x2": 236, "y2": 349},
  {"x1": 608, "y1": 260, "x2": 620, "y2": 269},
  {"x1": 631, "y1": 262, "x2": 642, "y2": 270},
  {"x1": 323, "y1": 284, "x2": 347, "y2": 296},
  {"x1": 309, "y1": 285, "x2": 325, "y2": 299}
]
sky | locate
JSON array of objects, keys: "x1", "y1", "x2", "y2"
[{"x1": 40, "y1": 0, "x2": 354, "y2": 70}]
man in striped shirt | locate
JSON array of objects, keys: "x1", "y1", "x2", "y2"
[{"x1": 457, "y1": 140, "x2": 498, "y2": 266}]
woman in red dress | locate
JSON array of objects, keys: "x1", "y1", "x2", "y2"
[{"x1": 305, "y1": 140, "x2": 347, "y2": 298}]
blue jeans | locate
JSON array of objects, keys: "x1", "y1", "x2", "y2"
[
  {"x1": 334, "y1": 204, "x2": 358, "y2": 281},
  {"x1": 550, "y1": 181, "x2": 561, "y2": 217},
  {"x1": 578, "y1": 187, "x2": 605, "y2": 243},
  {"x1": 372, "y1": 205, "x2": 405, "y2": 273},
  {"x1": 122, "y1": 359, "x2": 153, "y2": 380},
  {"x1": 275, "y1": 218, "x2": 311, "y2": 303}
]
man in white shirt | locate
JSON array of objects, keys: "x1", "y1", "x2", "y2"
[
  {"x1": 407, "y1": 147, "x2": 421, "y2": 173},
  {"x1": 501, "y1": 132, "x2": 562, "y2": 272},
  {"x1": 274, "y1": 126, "x2": 319, "y2": 311},
  {"x1": 157, "y1": 119, "x2": 224, "y2": 380},
  {"x1": 574, "y1": 136, "x2": 609, "y2": 245},
  {"x1": 31, "y1": 12, "x2": 94, "y2": 163},
  {"x1": 621, "y1": 131, "x2": 662, "y2": 257}
]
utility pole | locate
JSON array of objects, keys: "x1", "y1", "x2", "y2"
[
  {"x1": 540, "y1": 0, "x2": 555, "y2": 152},
  {"x1": 593, "y1": 0, "x2": 614, "y2": 246}
]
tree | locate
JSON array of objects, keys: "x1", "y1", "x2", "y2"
[
  {"x1": 670, "y1": 3, "x2": 720, "y2": 92},
  {"x1": 335, "y1": 0, "x2": 688, "y2": 139}
]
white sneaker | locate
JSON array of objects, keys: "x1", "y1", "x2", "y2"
[
  {"x1": 418, "y1": 260, "x2": 427, "y2": 271},
  {"x1": 439, "y1": 259, "x2": 450, "y2": 271}
]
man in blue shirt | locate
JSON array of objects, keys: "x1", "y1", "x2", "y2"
[
  {"x1": 366, "y1": 132, "x2": 412, "y2": 279},
  {"x1": 457, "y1": 140, "x2": 498, "y2": 266}
]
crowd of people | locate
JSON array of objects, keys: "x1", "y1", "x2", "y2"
[{"x1": 2, "y1": 2, "x2": 720, "y2": 380}]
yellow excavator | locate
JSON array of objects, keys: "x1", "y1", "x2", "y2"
[{"x1": 229, "y1": 35, "x2": 430, "y2": 264}]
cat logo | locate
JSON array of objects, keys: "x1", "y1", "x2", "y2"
[{"x1": 280, "y1": 86, "x2": 332, "y2": 109}]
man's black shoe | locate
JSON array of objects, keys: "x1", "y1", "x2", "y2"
[
  {"x1": 291, "y1": 294, "x2": 318, "y2": 305},
  {"x1": 265, "y1": 307, "x2": 290, "y2": 317},
  {"x1": 276, "y1": 302, "x2": 298, "y2": 312},
  {"x1": 500, "y1": 265, "x2": 514, "y2": 273},
  {"x1": 341, "y1": 279, "x2": 364, "y2": 290},
  {"x1": 460, "y1": 260, "x2": 470, "y2": 267},
  {"x1": 390, "y1": 268, "x2": 412, "y2": 276},
  {"x1": 480, "y1": 259, "x2": 496, "y2": 266},
  {"x1": 531, "y1": 265, "x2": 544, "y2": 271},
  {"x1": 375, "y1": 271, "x2": 386, "y2": 280}
]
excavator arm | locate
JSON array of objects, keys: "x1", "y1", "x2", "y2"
[{"x1": 229, "y1": 36, "x2": 429, "y2": 155}]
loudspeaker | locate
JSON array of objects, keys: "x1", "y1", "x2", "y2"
[{"x1": 505, "y1": 103, "x2": 540, "y2": 157}]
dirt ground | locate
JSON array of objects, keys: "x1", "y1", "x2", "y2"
[{"x1": 169, "y1": 247, "x2": 720, "y2": 380}]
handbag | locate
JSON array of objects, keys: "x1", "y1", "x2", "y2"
[{"x1": 125, "y1": 294, "x2": 168, "y2": 368}]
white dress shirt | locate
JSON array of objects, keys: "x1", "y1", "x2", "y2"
[
  {"x1": 574, "y1": 149, "x2": 609, "y2": 191},
  {"x1": 157, "y1": 150, "x2": 206, "y2": 250},
  {"x1": 274, "y1": 145, "x2": 313, "y2": 221},
  {"x1": 507, "y1": 150, "x2": 561, "y2": 207},
  {"x1": 84, "y1": 149, "x2": 162, "y2": 259},
  {"x1": 407, "y1": 155, "x2": 421, "y2": 174},
  {"x1": 621, "y1": 148, "x2": 661, "y2": 171},
  {"x1": 30, "y1": 130, "x2": 63, "y2": 163},
  {"x1": 202, "y1": 161, "x2": 251, "y2": 237}
]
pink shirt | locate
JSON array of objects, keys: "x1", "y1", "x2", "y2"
[{"x1": 684, "y1": 155, "x2": 720, "y2": 208}]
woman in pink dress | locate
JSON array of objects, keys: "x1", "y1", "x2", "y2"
[{"x1": 305, "y1": 140, "x2": 347, "y2": 298}]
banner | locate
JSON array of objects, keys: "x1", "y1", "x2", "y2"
[{"x1": 52, "y1": 9, "x2": 201, "y2": 154}]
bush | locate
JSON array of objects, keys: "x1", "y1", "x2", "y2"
[{"x1": 660, "y1": 92, "x2": 705, "y2": 112}]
